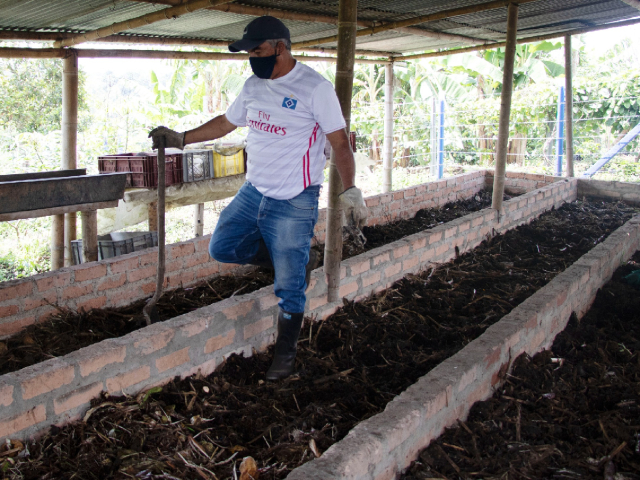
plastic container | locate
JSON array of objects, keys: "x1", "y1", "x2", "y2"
[
  {"x1": 98, "y1": 153, "x2": 183, "y2": 188},
  {"x1": 182, "y1": 149, "x2": 214, "y2": 182},
  {"x1": 71, "y1": 231, "x2": 158, "y2": 264},
  {"x1": 212, "y1": 146, "x2": 245, "y2": 178}
]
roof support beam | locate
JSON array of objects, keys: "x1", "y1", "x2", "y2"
[
  {"x1": 491, "y1": 1, "x2": 518, "y2": 213},
  {"x1": 54, "y1": 0, "x2": 235, "y2": 48},
  {"x1": 0, "y1": 47, "x2": 390, "y2": 64},
  {"x1": 619, "y1": 0, "x2": 640, "y2": 11},
  {"x1": 291, "y1": 0, "x2": 540, "y2": 49}
]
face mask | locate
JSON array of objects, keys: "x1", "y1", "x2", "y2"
[{"x1": 250, "y1": 54, "x2": 278, "y2": 79}]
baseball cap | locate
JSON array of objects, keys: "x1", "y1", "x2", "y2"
[{"x1": 228, "y1": 16, "x2": 291, "y2": 52}]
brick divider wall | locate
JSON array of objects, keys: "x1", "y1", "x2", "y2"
[
  {"x1": 0, "y1": 174, "x2": 571, "y2": 444},
  {"x1": 0, "y1": 170, "x2": 490, "y2": 339},
  {"x1": 287, "y1": 214, "x2": 640, "y2": 480}
]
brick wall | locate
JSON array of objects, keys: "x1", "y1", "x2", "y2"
[
  {"x1": 577, "y1": 178, "x2": 640, "y2": 206},
  {"x1": 0, "y1": 171, "x2": 486, "y2": 339},
  {"x1": 484, "y1": 170, "x2": 561, "y2": 195},
  {"x1": 0, "y1": 173, "x2": 576, "y2": 443},
  {"x1": 287, "y1": 213, "x2": 640, "y2": 480}
]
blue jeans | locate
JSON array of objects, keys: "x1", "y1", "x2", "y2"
[{"x1": 209, "y1": 182, "x2": 320, "y2": 313}]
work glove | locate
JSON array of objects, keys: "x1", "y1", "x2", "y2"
[
  {"x1": 148, "y1": 126, "x2": 185, "y2": 150},
  {"x1": 339, "y1": 186, "x2": 368, "y2": 230}
]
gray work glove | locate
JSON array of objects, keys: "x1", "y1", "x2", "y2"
[
  {"x1": 339, "y1": 186, "x2": 368, "y2": 230},
  {"x1": 148, "y1": 126, "x2": 185, "y2": 150}
]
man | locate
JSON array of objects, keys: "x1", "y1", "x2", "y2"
[{"x1": 149, "y1": 16, "x2": 367, "y2": 380}]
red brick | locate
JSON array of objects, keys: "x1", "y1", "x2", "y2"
[
  {"x1": 80, "y1": 345, "x2": 126, "y2": 377},
  {"x1": 138, "y1": 251, "x2": 157, "y2": 267},
  {"x1": 394, "y1": 245, "x2": 410, "y2": 258},
  {"x1": 168, "y1": 242, "x2": 195, "y2": 259},
  {"x1": 205, "y1": 329, "x2": 235, "y2": 354},
  {"x1": 140, "y1": 281, "x2": 157, "y2": 295},
  {"x1": 193, "y1": 263, "x2": 220, "y2": 279},
  {"x1": 164, "y1": 259, "x2": 184, "y2": 273},
  {"x1": 435, "y1": 244, "x2": 449, "y2": 256},
  {"x1": 350, "y1": 260, "x2": 370, "y2": 276},
  {"x1": 309, "y1": 295, "x2": 327, "y2": 311},
  {"x1": 362, "y1": 271, "x2": 381, "y2": 288},
  {"x1": 365, "y1": 196, "x2": 380, "y2": 207},
  {"x1": 107, "y1": 286, "x2": 141, "y2": 306},
  {"x1": 184, "y1": 252, "x2": 212, "y2": 269},
  {"x1": 108, "y1": 256, "x2": 140, "y2": 274},
  {"x1": 156, "y1": 347, "x2": 190, "y2": 373},
  {"x1": 412, "y1": 237, "x2": 427, "y2": 250},
  {"x1": 0, "y1": 316, "x2": 35, "y2": 337},
  {"x1": 458, "y1": 221, "x2": 470, "y2": 233},
  {"x1": 0, "y1": 384, "x2": 14, "y2": 407},
  {"x1": 97, "y1": 273, "x2": 127, "y2": 292},
  {"x1": 61, "y1": 283, "x2": 93, "y2": 301},
  {"x1": 389, "y1": 201, "x2": 402, "y2": 211},
  {"x1": 403, "y1": 255, "x2": 420, "y2": 271},
  {"x1": 166, "y1": 270, "x2": 195, "y2": 288},
  {"x1": 76, "y1": 295, "x2": 107, "y2": 312},
  {"x1": 220, "y1": 262, "x2": 241, "y2": 273},
  {"x1": 0, "y1": 304, "x2": 19, "y2": 318},
  {"x1": 54, "y1": 382, "x2": 103, "y2": 415},
  {"x1": 404, "y1": 188, "x2": 416, "y2": 199},
  {"x1": 134, "y1": 328, "x2": 175, "y2": 355},
  {"x1": 244, "y1": 316, "x2": 274, "y2": 340},
  {"x1": 385, "y1": 263, "x2": 401, "y2": 278},
  {"x1": 193, "y1": 235, "x2": 211, "y2": 252},
  {"x1": 339, "y1": 281, "x2": 358, "y2": 298},
  {"x1": 393, "y1": 191, "x2": 404, "y2": 200},
  {"x1": 36, "y1": 272, "x2": 71, "y2": 292},
  {"x1": 222, "y1": 300, "x2": 254, "y2": 320},
  {"x1": 0, "y1": 405, "x2": 46, "y2": 439},
  {"x1": 420, "y1": 248, "x2": 435, "y2": 263},
  {"x1": 0, "y1": 281, "x2": 34, "y2": 303},
  {"x1": 127, "y1": 265, "x2": 157, "y2": 283},
  {"x1": 106, "y1": 366, "x2": 150, "y2": 393},
  {"x1": 429, "y1": 231, "x2": 443, "y2": 244},
  {"x1": 180, "y1": 318, "x2": 209, "y2": 338},
  {"x1": 260, "y1": 294, "x2": 279, "y2": 310},
  {"x1": 22, "y1": 365, "x2": 75, "y2": 400},
  {"x1": 373, "y1": 252, "x2": 390, "y2": 266},
  {"x1": 74, "y1": 264, "x2": 107, "y2": 283}
]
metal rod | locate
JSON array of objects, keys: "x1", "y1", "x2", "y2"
[
  {"x1": 491, "y1": 2, "x2": 518, "y2": 212},
  {"x1": 325, "y1": 0, "x2": 357, "y2": 303},
  {"x1": 292, "y1": 0, "x2": 539, "y2": 49},
  {"x1": 565, "y1": 34, "x2": 574, "y2": 177},
  {"x1": 382, "y1": 62, "x2": 394, "y2": 193},
  {"x1": 556, "y1": 86, "x2": 565, "y2": 177},
  {"x1": 438, "y1": 98, "x2": 445, "y2": 179},
  {"x1": 62, "y1": 51, "x2": 78, "y2": 267},
  {"x1": 56, "y1": 0, "x2": 235, "y2": 48}
]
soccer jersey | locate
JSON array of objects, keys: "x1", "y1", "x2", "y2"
[{"x1": 225, "y1": 61, "x2": 346, "y2": 200}]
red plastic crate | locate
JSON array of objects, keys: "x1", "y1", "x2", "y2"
[{"x1": 98, "y1": 152, "x2": 183, "y2": 188}]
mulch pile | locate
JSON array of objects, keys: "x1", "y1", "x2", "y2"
[
  {"x1": 0, "y1": 190, "x2": 505, "y2": 376},
  {"x1": 403, "y1": 252, "x2": 640, "y2": 480},
  {"x1": 4, "y1": 198, "x2": 637, "y2": 480}
]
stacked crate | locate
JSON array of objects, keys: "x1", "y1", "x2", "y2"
[{"x1": 98, "y1": 152, "x2": 183, "y2": 188}]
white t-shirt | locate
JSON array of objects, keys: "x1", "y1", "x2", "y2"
[{"x1": 225, "y1": 62, "x2": 346, "y2": 200}]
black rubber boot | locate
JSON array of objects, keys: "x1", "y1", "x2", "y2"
[{"x1": 266, "y1": 309, "x2": 305, "y2": 381}]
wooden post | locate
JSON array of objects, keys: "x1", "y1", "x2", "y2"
[
  {"x1": 565, "y1": 34, "x2": 574, "y2": 177},
  {"x1": 51, "y1": 214, "x2": 64, "y2": 269},
  {"x1": 324, "y1": 0, "x2": 357, "y2": 302},
  {"x1": 382, "y1": 61, "x2": 394, "y2": 193},
  {"x1": 491, "y1": 2, "x2": 518, "y2": 212},
  {"x1": 62, "y1": 51, "x2": 78, "y2": 267},
  {"x1": 81, "y1": 210, "x2": 98, "y2": 262},
  {"x1": 148, "y1": 202, "x2": 158, "y2": 232},
  {"x1": 194, "y1": 203, "x2": 205, "y2": 237}
]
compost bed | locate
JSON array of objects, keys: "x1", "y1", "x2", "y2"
[
  {"x1": 0, "y1": 190, "x2": 509, "y2": 376},
  {"x1": 4, "y1": 198, "x2": 637, "y2": 480},
  {"x1": 402, "y1": 252, "x2": 640, "y2": 480}
]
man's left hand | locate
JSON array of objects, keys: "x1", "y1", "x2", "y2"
[{"x1": 339, "y1": 186, "x2": 368, "y2": 229}]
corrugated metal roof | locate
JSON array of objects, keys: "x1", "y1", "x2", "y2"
[{"x1": 0, "y1": 0, "x2": 637, "y2": 55}]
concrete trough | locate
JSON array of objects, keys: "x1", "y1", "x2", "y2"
[{"x1": 0, "y1": 171, "x2": 637, "y2": 480}]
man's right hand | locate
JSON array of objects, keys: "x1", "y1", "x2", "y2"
[{"x1": 149, "y1": 126, "x2": 185, "y2": 150}]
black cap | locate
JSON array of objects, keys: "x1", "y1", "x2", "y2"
[{"x1": 228, "y1": 16, "x2": 290, "y2": 52}]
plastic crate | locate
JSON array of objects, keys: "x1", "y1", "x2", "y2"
[
  {"x1": 71, "y1": 231, "x2": 158, "y2": 264},
  {"x1": 147, "y1": 152, "x2": 184, "y2": 186},
  {"x1": 98, "y1": 153, "x2": 183, "y2": 188},
  {"x1": 182, "y1": 149, "x2": 214, "y2": 182},
  {"x1": 98, "y1": 154, "x2": 141, "y2": 187},
  {"x1": 212, "y1": 148, "x2": 245, "y2": 178}
]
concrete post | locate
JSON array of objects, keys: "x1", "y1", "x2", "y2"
[
  {"x1": 491, "y1": 2, "x2": 518, "y2": 212},
  {"x1": 62, "y1": 51, "x2": 78, "y2": 266},
  {"x1": 382, "y1": 62, "x2": 394, "y2": 193},
  {"x1": 194, "y1": 203, "x2": 205, "y2": 237},
  {"x1": 565, "y1": 34, "x2": 574, "y2": 177},
  {"x1": 324, "y1": 0, "x2": 357, "y2": 302},
  {"x1": 81, "y1": 210, "x2": 98, "y2": 263}
]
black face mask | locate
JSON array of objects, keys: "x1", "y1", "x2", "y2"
[{"x1": 250, "y1": 53, "x2": 278, "y2": 79}]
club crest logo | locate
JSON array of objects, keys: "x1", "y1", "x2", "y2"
[{"x1": 282, "y1": 97, "x2": 297, "y2": 110}]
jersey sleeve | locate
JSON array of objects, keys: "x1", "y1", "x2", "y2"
[
  {"x1": 224, "y1": 85, "x2": 249, "y2": 127},
  {"x1": 311, "y1": 81, "x2": 347, "y2": 134}
]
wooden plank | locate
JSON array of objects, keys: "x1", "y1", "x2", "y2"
[
  {"x1": 0, "y1": 169, "x2": 86, "y2": 183},
  {"x1": 0, "y1": 173, "x2": 127, "y2": 215},
  {"x1": 0, "y1": 201, "x2": 119, "y2": 222}
]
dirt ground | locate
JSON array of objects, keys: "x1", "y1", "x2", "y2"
[
  {"x1": 3, "y1": 198, "x2": 636, "y2": 480},
  {"x1": 402, "y1": 252, "x2": 640, "y2": 480},
  {"x1": 0, "y1": 190, "x2": 505, "y2": 376}
]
